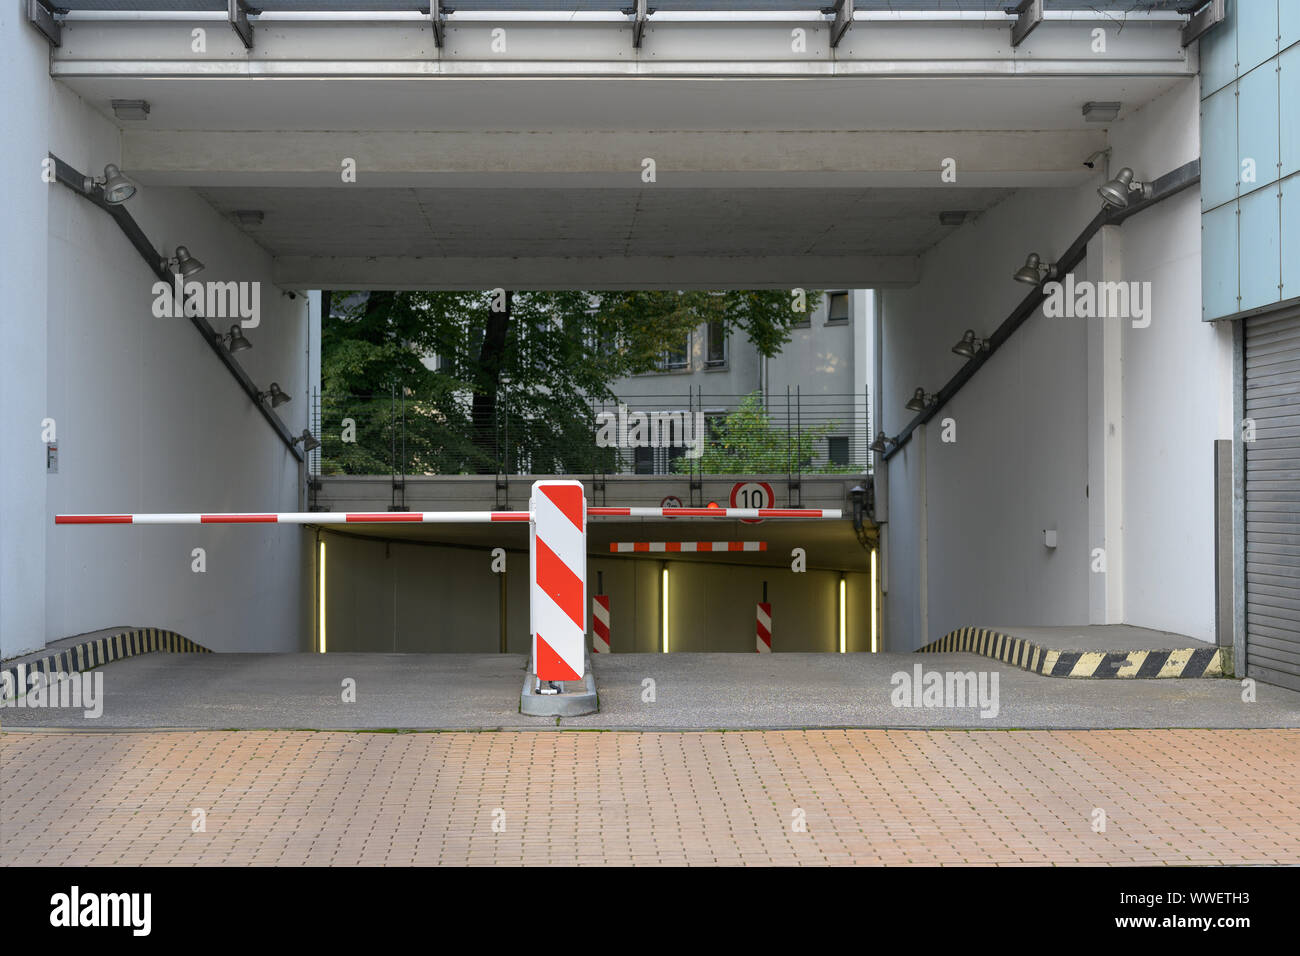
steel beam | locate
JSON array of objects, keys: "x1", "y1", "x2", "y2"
[
  {"x1": 49, "y1": 154, "x2": 303, "y2": 461},
  {"x1": 631, "y1": 0, "x2": 648, "y2": 50},
  {"x1": 27, "y1": 0, "x2": 61, "y2": 47},
  {"x1": 829, "y1": 0, "x2": 852, "y2": 49},
  {"x1": 1009, "y1": 0, "x2": 1042, "y2": 48},
  {"x1": 228, "y1": 0, "x2": 253, "y2": 49},
  {"x1": 881, "y1": 158, "x2": 1201, "y2": 461},
  {"x1": 430, "y1": 0, "x2": 446, "y2": 48},
  {"x1": 1181, "y1": 0, "x2": 1224, "y2": 48}
]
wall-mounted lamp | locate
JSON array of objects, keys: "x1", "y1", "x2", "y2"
[
  {"x1": 293, "y1": 429, "x2": 320, "y2": 452},
  {"x1": 951, "y1": 329, "x2": 990, "y2": 359},
  {"x1": 869, "y1": 431, "x2": 897, "y2": 454},
  {"x1": 258, "y1": 383, "x2": 291, "y2": 408},
  {"x1": 214, "y1": 324, "x2": 252, "y2": 354},
  {"x1": 1013, "y1": 253, "x2": 1056, "y2": 286},
  {"x1": 905, "y1": 388, "x2": 936, "y2": 412},
  {"x1": 84, "y1": 164, "x2": 137, "y2": 205},
  {"x1": 162, "y1": 245, "x2": 204, "y2": 278},
  {"x1": 1097, "y1": 167, "x2": 1152, "y2": 210},
  {"x1": 850, "y1": 484, "x2": 867, "y2": 531}
]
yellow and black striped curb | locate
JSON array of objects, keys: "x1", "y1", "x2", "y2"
[
  {"x1": 920, "y1": 626, "x2": 1231, "y2": 678},
  {"x1": 2, "y1": 628, "x2": 210, "y2": 692}
]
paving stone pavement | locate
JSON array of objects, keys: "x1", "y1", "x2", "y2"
[{"x1": 2, "y1": 728, "x2": 1297, "y2": 866}]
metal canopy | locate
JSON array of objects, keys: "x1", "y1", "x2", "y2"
[{"x1": 43, "y1": 0, "x2": 1185, "y2": 12}]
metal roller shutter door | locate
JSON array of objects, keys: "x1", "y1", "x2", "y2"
[{"x1": 1244, "y1": 308, "x2": 1300, "y2": 691}]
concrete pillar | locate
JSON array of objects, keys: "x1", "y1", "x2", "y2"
[
  {"x1": 0, "y1": 19, "x2": 51, "y2": 658},
  {"x1": 1085, "y1": 225, "x2": 1125, "y2": 624}
]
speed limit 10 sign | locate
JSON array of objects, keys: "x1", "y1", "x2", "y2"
[{"x1": 730, "y1": 481, "x2": 774, "y2": 524}]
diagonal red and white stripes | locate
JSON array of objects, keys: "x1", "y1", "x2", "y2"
[
  {"x1": 531, "y1": 480, "x2": 587, "y2": 681},
  {"x1": 610, "y1": 541, "x2": 766, "y2": 553},
  {"x1": 756, "y1": 602, "x2": 772, "y2": 653},
  {"x1": 591, "y1": 595, "x2": 610, "y2": 654}
]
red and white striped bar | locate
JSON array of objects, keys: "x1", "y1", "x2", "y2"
[
  {"x1": 591, "y1": 595, "x2": 610, "y2": 654},
  {"x1": 55, "y1": 511, "x2": 530, "y2": 525},
  {"x1": 590, "y1": 507, "x2": 839, "y2": 519},
  {"x1": 56, "y1": 507, "x2": 837, "y2": 525},
  {"x1": 610, "y1": 541, "x2": 767, "y2": 553}
]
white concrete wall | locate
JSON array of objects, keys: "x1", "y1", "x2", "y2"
[
  {"x1": 1, "y1": 7, "x2": 52, "y2": 659},
  {"x1": 878, "y1": 79, "x2": 1222, "y2": 650},
  {"x1": 1109, "y1": 79, "x2": 1231, "y2": 639},
  {"x1": 2, "y1": 24, "x2": 310, "y2": 655}
]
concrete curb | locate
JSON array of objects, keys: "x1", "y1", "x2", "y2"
[
  {"x1": 1, "y1": 628, "x2": 211, "y2": 699},
  {"x1": 920, "y1": 626, "x2": 1231, "y2": 679},
  {"x1": 521, "y1": 654, "x2": 598, "y2": 717}
]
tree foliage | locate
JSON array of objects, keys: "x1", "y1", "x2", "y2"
[
  {"x1": 320, "y1": 290, "x2": 821, "y2": 475},
  {"x1": 672, "y1": 391, "x2": 857, "y2": 476}
]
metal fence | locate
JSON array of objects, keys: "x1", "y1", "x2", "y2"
[{"x1": 310, "y1": 386, "x2": 871, "y2": 488}]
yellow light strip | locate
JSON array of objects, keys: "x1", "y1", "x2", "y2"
[
  {"x1": 870, "y1": 548, "x2": 878, "y2": 653},
  {"x1": 661, "y1": 564, "x2": 669, "y2": 653},
  {"x1": 839, "y1": 576, "x2": 847, "y2": 653},
  {"x1": 318, "y1": 538, "x2": 327, "y2": 654}
]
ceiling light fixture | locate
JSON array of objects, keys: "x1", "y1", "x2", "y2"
[
  {"x1": 1082, "y1": 101, "x2": 1121, "y2": 123},
  {"x1": 111, "y1": 99, "x2": 151, "y2": 121}
]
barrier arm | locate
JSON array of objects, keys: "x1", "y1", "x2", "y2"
[{"x1": 57, "y1": 483, "x2": 841, "y2": 688}]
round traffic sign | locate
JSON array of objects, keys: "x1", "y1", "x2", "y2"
[{"x1": 730, "y1": 481, "x2": 774, "y2": 524}]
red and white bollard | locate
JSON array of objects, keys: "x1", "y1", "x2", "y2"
[
  {"x1": 530, "y1": 480, "x2": 587, "y2": 684},
  {"x1": 756, "y1": 602, "x2": 772, "y2": 653},
  {"x1": 592, "y1": 594, "x2": 611, "y2": 654}
]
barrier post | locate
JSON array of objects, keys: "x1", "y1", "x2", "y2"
[
  {"x1": 530, "y1": 479, "x2": 587, "y2": 686},
  {"x1": 592, "y1": 595, "x2": 611, "y2": 654}
]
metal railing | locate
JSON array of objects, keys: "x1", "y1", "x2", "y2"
[{"x1": 310, "y1": 386, "x2": 870, "y2": 503}]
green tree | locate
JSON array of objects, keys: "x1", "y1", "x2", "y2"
[
  {"x1": 673, "y1": 391, "x2": 858, "y2": 475},
  {"x1": 320, "y1": 290, "x2": 821, "y2": 475}
]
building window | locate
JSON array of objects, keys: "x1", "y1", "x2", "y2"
[
  {"x1": 634, "y1": 445, "x2": 655, "y2": 474},
  {"x1": 827, "y1": 436, "x2": 850, "y2": 466},
  {"x1": 660, "y1": 332, "x2": 690, "y2": 371},
  {"x1": 826, "y1": 292, "x2": 850, "y2": 324},
  {"x1": 705, "y1": 320, "x2": 727, "y2": 368}
]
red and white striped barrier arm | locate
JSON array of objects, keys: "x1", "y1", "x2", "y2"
[
  {"x1": 591, "y1": 595, "x2": 610, "y2": 654},
  {"x1": 56, "y1": 507, "x2": 837, "y2": 525},
  {"x1": 591, "y1": 507, "x2": 838, "y2": 519},
  {"x1": 756, "y1": 602, "x2": 772, "y2": 653},
  {"x1": 610, "y1": 541, "x2": 767, "y2": 553},
  {"x1": 55, "y1": 511, "x2": 529, "y2": 525}
]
